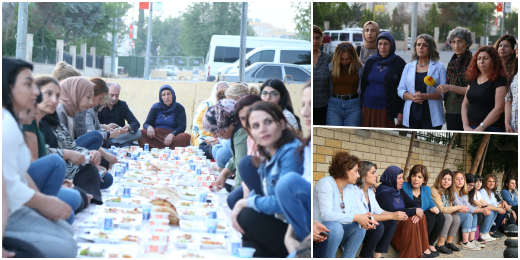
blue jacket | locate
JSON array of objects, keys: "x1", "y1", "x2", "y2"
[
  {"x1": 247, "y1": 137, "x2": 304, "y2": 220},
  {"x1": 401, "y1": 182, "x2": 436, "y2": 211},
  {"x1": 397, "y1": 60, "x2": 446, "y2": 127},
  {"x1": 500, "y1": 189, "x2": 518, "y2": 207}
]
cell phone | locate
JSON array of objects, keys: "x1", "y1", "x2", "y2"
[
  {"x1": 318, "y1": 231, "x2": 329, "y2": 237},
  {"x1": 481, "y1": 205, "x2": 488, "y2": 208},
  {"x1": 368, "y1": 216, "x2": 375, "y2": 226}
]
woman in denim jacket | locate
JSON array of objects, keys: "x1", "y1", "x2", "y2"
[{"x1": 230, "y1": 101, "x2": 303, "y2": 257}]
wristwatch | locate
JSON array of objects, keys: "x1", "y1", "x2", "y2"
[{"x1": 480, "y1": 122, "x2": 486, "y2": 131}]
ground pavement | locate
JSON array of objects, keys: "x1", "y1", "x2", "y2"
[{"x1": 435, "y1": 237, "x2": 508, "y2": 258}]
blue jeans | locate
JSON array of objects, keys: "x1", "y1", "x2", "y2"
[
  {"x1": 323, "y1": 221, "x2": 366, "y2": 258},
  {"x1": 470, "y1": 124, "x2": 506, "y2": 132},
  {"x1": 275, "y1": 172, "x2": 311, "y2": 242},
  {"x1": 211, "y1": 143, "x2": 233, "y2": 168},
  {"x1": 100, "y1": 172, "x2": 114, "y2": 190},
  {"x1": 27, "y1": 154, "x2": 82, "y2": 224},
  {"x1": 326, "y1": 96, "x2": 362, "y2": 126},
  {"x1": 458, "y1": 212, "x2": 477, "y2": 233},
  {"x1": 481, "y1": 211, "x2": 497, "y2": 233},
  {"x1": 75, "y1": 131, "x2": 103, "y2": 150},
  {"x1": 227, "y1": 156, "x2": 265, "y2": 209}
]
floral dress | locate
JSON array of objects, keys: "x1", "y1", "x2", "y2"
[{"x1": 505, "y1": 74, "x2": 518, "y2": 132}]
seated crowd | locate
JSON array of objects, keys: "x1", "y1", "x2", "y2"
[
  {"x1": 313, "y1": 151, "x2": 518, "y2": 258},
  {"x1": 2, "y1": 58, "x2": 312, "y2": 258}
]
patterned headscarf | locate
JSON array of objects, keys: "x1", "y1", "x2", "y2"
[
  {"x1": 203, "y1": 105, "x2": 218, "y2": 134},
  {"x1": 215, "y1": 99, "x2": 236, "y2": 130},
  {"x1": 59, "y1": 77, "x2": 95, "y2": 117}
]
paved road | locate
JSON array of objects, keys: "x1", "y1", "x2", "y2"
[
  {"x1": 435, "y1": 236, "x2": 508, "y2": 258},
  {"x1": 394, "y1": 49, "x2": 481, "y2": 69}
]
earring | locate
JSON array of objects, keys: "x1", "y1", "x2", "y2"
[{"x1": 362, "y1": 179, "x2": 365, "y2": 183}]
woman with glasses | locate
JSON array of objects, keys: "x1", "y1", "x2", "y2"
[
  {"x1": 326, "y1": 42, "x2": 364, "y2": 126},
  {"x1": 375, "y1": 165, "x2": 429, "y2": 258},
  {"x1": 494, "y1": 35, "x2": 517, "y2": 77},
  {"x1": 505, "y1": 43, "x2": 518, "y2": 133},
  {"x1": 360, "y1": 32, "x2": 406, "y2": 128},
  {"x1": 401, "y1": 165, "x2": 444, "y2": 257},
  {"x1": 313, "y1": 151, "x2": 376, "y2": 258},
  {"x1": 356, "y1": 21, "x2": 380, "y2": 64},
  {"x1": 398, "y1": 34, "x2": 446, "y2": 130},
  {"x1": 461, "y1": 46, "x2": 508, "y2": 132},
  {"x1": 313, "y1": 25, "x2": 333, "y2": 125},
  {"x1": 435, "y1": 27, "x2": 474, "y2": 131},
  {"x1": 260, "y1": 79, "x2": 301, "y2": 130}
]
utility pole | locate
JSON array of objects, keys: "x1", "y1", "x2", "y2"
[
  {"x1": 144, "y1": 2, "x2": 153, "y2": 80},
  {"x1": 131, "y1": 2, "x2": 135, "y2": 56},
  {"x1": 238, "y1": 2, "x2": 248, "y2": 83},
  {"x1": 16, "y1": 2, "x2": 29, "y2": 60},
  {"x1": 485, "y1": 15, "x2": 488, "y2": 46},
  {"x1": 111, "y1": 8, "x2": 118, "y2": 74},
  {"x1": 410, "y1": 2, "x2": 418, "y2": 61},
  {"x1": 501, "y1": 9, "x2": 505, "y2": 36},
  {"x1": 373, "y1": 2, "x2": 376, "y2": 21}
]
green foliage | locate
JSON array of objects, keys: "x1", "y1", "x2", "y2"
[
  {"x1": 313, "y1": 2, "x2": 363, "y2": 30},
  {"x1": 292, "y1": 2, "x2": 311, "y2": 41},
  {"x1": 60, "y1": 3, "x2": 104, "y2": 45},
  {"x1": 134, "y1": 16, "x2": 184, "y2": 57},
  {"x1": 426, "y1": 3, "x2": 440, "y2": 36},
  {"x1": 505, "y1": 9, "x2": 518, "y2": 35},
  {"x1": 468, "y1": 134, "x2": 518, "y2": 177},
  {"x1": 178, "y1": 2, "x2": 255, "y2": 57}
]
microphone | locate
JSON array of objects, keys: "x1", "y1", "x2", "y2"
[{"x1": 424, "y1": 75, "x2": 439, "y2": 88}]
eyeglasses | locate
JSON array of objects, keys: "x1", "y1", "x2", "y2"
[
  {"x1": 468, "y1": 184, "x2": 475, "y2": 188},
  {"x1": 261, "y1": 91, "x2": 279, "y2": 97},
  {"x1": 339, "y1": 43, "x2": 352, "y2": 49},
  {"x1": 340, "y1": 202, "x2": 345, "y2": 214}
]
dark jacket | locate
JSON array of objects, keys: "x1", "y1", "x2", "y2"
[
  {"x1": 98, "y1": 100, "x2": 140, "y2": 133},
  {"x1": 360, "y1": 55, "x2": 406, "y2": 120},
  {"x1": 142, "y1": 104, "x2": 187, "y2": 136}
]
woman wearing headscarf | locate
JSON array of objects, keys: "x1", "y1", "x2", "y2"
[
  {"x1": 191, "y1": 81, "x2": 229, "y2": 149},
  {"x1": 398, "y1": 34, "x2": 446, "y2": 130},
  {"x1": 139, "y1": 85, "x2": 191, "y2": 149},
  {"x1": 494, "y1": 34, "x2": 517, "y2": 77},
  {"x1": 375, "y1": 166, "x2": 430, "y2": 258},
  {"x1": 360, "y1": 32, "x2": 406, "y2": 128},
  {"x1": 313, "y1": 25, "x2": 333, "y2": 125},
  {"x1": 436, "y1": 27, "x2": 474, "y2": 131},
  {"x1": 260, "y1": 79, "x2": 301, "y2": 130},
  {"x1": 356, "y1": 21, "x2": 380, "y2": 64}
]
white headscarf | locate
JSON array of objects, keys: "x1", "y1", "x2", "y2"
[{"x1": 208, "y1": 81, "x2": 229, "y2": 105}]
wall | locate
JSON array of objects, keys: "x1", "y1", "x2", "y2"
[
  {"x1": 33, "y1": 63, "x2": 102, "y2": 78},
  {"x1": 313, "y1": 128, "x2": 504, "y2": 189},
  {"x1": 31, "y1": 73, "x2": 308, "y2": 135}
]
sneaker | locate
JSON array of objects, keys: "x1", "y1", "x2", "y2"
[
  {"x1": 480, "y1": 233, "x2": 497, "y2": 242},
  {"x1": 471, "y1": 240, "x2": 485, "y2": 248},
  {"x1": 461, "y1": 242, "x2": 481, "y2": 251},
  {"x1": 430, "y1": 250, "x2": 440, "y2": 257},
  {"x1": 446, "y1": 243, "x2": 461, "y2": 252},
  {"x1": 435, "y1": 245, "x2": 453, "y2": 254},
  {"x1": 477, "y1": 237, "x2": 488, "y2": 243},
  {"x1": 490, "y1": 231, "x2": 504, "y2": 238}
]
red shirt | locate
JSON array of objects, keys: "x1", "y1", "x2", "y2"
[{"x1": 323, "y1": 34, "x2": 331, "y2": 44}]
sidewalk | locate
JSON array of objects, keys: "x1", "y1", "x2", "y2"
[{"x1": 436, "y1": 237, "x2": 508, "y2": 258}]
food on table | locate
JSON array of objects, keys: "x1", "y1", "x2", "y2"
[
  {"x1": 96, "y1": 232, "x2": 108, "y2": 239},
  {"x1": 217, "y1": 224, "x2": 226, "y2": 230},
  {"x1": 120, "y1": 216, "x2": 136, "y2": 223},
  {"x1": 200, "y1": 237, "x2": 223, "y2": 245},
  {"x1": 153, "y1": 206, "x2": 179, "y2": 225},
  {"x1": 104, "y1": 208, "x2": 120, "y2": 213},
  {"x1": 200, "y1": 203, "x2": 215, "y2": 209},
  {"x1": 182, "y1": 252, "x2": 204, "y2": 258},
  {"x1": 157, "y1": 187, "x2": 182, "y2": 204},
  {"x1": 121, "y1": 235, "x2": 138, "y2": 242},
  {"x1": 124, "y1": 208, "x2": 142, "y2": 214},
  {"x1": 150, "y1": 199, "x2": 175, "y2": 209},
  {"x1": 109, "y1": 253, "x2": 119, "y2": 258},
  {"x1": 108, "y1": 197, "x2": 121, "y2": 203},
  {"x1": 130, "y1": 200, "x2": 141, "y2": 205},
  {"x1": 142, "y1": 177, "x2": 153, "y2": 180},
  {"x1": 79, "y1": 247, "x2": 105, "y2": 257},
  {"x1": 123, "y1": 254, "x2": 132, "y2": 258},
  {"x1": 180, "y1": 201, "x2": 194, "y2": 207},
  {"x1": 176, "y1": 234, "x2": 194, "y2": 243}
]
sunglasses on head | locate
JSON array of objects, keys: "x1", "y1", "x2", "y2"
[{"x1": 339, "y1": 43, "x2": 352, "y2": 49}]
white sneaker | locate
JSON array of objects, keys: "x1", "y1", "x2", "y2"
[
  {"x1": 462, "y1": 241, "x2": 480, "y2": 250},
  {"x1": 480, "y1": 233, "x2": 496, "y2": 242},
  {"x1": 472, "y1": 240, "x2": 485, "y2": 248}
]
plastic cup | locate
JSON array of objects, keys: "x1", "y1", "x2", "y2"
[
  {"x1": 206, "y1": 218, "x2": 218, "y2": 234},
  {"x1": 123, "y1": 186, "x2": 131, "y2": 198},
  {"x1": 149, "y1": 219, "x2": 169, "y2": 226},
  {"x1": 143, "y1": 241, "x2": 167, "y2": 254},
  {"x1": 238, "y1": 247, "x2": 256, "y2": 258},
  {"x1": 231, "y1": 238, "x2": 242, "y2": 257},
  {"x1": 150, "y1": 232, "x2": 170, "y2": 243},
  {"x1": 150, "y1": 211, "x2": 170, "y2": 220},
  {"x1": 142, "y1": 203, "x2": 152, "y2": 221},
  {"x1": 149, "y1": 226, "x2": 171, "y2": 234},
  {"x1": 198, "y1": 191, "x2": 208, "y2": 203},
  {"x1": 103, "y1": 215, "x2": 114, "y2": 231}
]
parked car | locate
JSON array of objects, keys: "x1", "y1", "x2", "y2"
[
  {"x1": 222, "y1": 62, "x2": 310, "y2": 84},
  {"x1": 322, "y1": 28, "x2": 364, "y2": 54},
  {"x1": 156, "y1": 65, "x2": 179, "y2": 76}
]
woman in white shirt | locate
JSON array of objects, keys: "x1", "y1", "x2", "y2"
[
  {"x1": 478, "y1": 175, "x2": 508, "y2": 241},
  {"x1": 313, "y1": 151, "x2": 376, "y2": 258},
  {"x1": 2, "y1": 58, "x2": 77, "y2": 257},
  {"x1": 353, "y1": 161, "x2": 407, "y2": 258}
]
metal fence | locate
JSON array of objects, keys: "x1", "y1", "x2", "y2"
[
  {"x1": 63, "y1": 52, "x2": 73, "y2": 66},
  {"x1": 86, "y1": 54, "x2": 93, "y2": 67},
  {"x1": 76, "y1": 56, "x2": 83, "y2": 70},
  {"x1": 416, "y1": 131, "x2": 460, "y2": 148},
  {"x1": 32, "y1": 47, "x2": 57, "y2": 64},
  {"x1": 95, "y1": 56, "x2": 103, "y2": 70}
]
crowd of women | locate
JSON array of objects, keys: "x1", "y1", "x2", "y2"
[
  {"x1": 313, "y1": 22, "x2": 518, "y2": 133},
  {"x1": 2, "y1": 57, "x2": 312, "y2": 258},
  {"x1": 312, "y1": 151, "x2": 518, "y2": 258}
]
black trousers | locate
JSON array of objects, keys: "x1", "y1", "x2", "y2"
[
  {"x1": 198, "y1": 142, "x2": 214, "y2": 160},
  {"x1": 313, "y1": 239, "x2": 329, "y2": 258},
  {"x1": 227, "y1": 155, "x2": 264, "y2": 210},
  {"x1": 238, "y1": 208, "x2": 289, "y2": 257},
  {"x1": 314, "y1": 106, "x2": 327, "y2": 125},
  {"x1": 476, "y1": 212, "x2": 485, "y2": 226},
  {"x1": 359, "y1": 220, "x2": 397, "y2": 257},
  {"x1": 2, "y1": 237, "x2": 44, "y2": 258},
  {"x1": 424, "y1": 210, "x2": 445, "y2": 246},
  {"x1": 446, "y1": 113, "x2": 464, "y2": 131},
  {"x1": 408, "y1": 117, "x2": 443, "y2": 130}
]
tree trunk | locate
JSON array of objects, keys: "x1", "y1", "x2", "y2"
[
  {"x1": 469, "y1": 134, "x2": 491, "y2": 174},
  {"x1": 403, "y1": 131, "x2": 416, "y2": 179},
  {"x1": 64, "y1": 30, "x2": 70, "y2": 46},
  {"x1": 478, "y1": 138, "x2": 490, "y2": 176},
  {"x1": 442, "y1": 133, "x2": 457, "y2": 170}
]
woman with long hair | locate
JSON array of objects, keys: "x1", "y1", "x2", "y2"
[
  {"x1": 494, "y1": 34, "x2": 517, "y2": 77},
  {"x1": 430, "y1": 169, "x2": 467, "y2": 254},
  {"x1": 501, "y1": 177, "x2": 518, "y2": 215},
  {"x1": 505, "y1": 43, "x2": 518, "y2": 133},
  {"x1": 313, "y1": 25, "x2": 333, "y2": 125},
  {"x1": 356, "y1": 21, "x2": 380, "y2": 64},
  {"x1": 461, "y1": 46, "x2": 508, "y2": 132},
  {"x1": 326, "y1": 42, "x2": 364, "y2": 126},
  {"x1": 479, "y1": 174, "x2": 509, "y2": 240},
  {"x1": 260, "y1": 79, "x2": 301, "y2": 130},
  {"x1": 401, "y1": 165, "x2": 444, "y2": 257}
]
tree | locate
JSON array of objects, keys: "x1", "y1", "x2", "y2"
[
  {"x1": 292, "y1": 2, "x2": 310, "y2": 41},
  {"x1": 178, "y1": 2, "x2": 255, "y2": 57},
  {"x1": 313, "y1": 2, "x2": 360, "y2": 30},
  {"x1": 60, "y1": 3, "x2": 104, "y2": 46},
  {"x1": 134, "y1": 16, "x2": 184, "y2": 57},
  {"x1": 375, "y1": 12, "x2": 391, "y2": 30},
  {"x1": 469, "y1": 134, "x2": 518, "y2": 178},
  {"x1": 426, "y1": 3, "x2": 440, "y2": 37},
  {"x1": 505, "y1": 8, "x2": 518, "y2": 35}
]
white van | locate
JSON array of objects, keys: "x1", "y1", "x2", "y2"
[
  {"x1": 322, "y1": 28, "x2": 364, "y2": 54},
  {"x1": 204, "y1": 35, "x2": 310, "y2": 81},
  {"x1": 217, "y1": 46, "x2": 311, "y2": 76}
]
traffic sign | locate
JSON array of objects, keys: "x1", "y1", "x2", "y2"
[
  {"x1": 130, "y1": 41, "x2": 134, "y2": 48},
  {"x1": 497, "y1": 2, "x2": 503, "y2": 12},
  {"x1": 129, "y1": 24, "x2": 133, "y2": 39},
  {"x1": 505, "y1": 2, "x2": 511, "y2": 13}
]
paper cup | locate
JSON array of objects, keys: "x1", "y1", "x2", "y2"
[
  {"x1": 151, "y1": 211, "x2": 170, "y2": 220},
  {"x1": 143, "y1": 241, "x2": 167, "y2": 254},
  {"x1": 150, "y1": 232, "x2": 170, "y2": 243},
  {"x1": 238, "y1": 247, "x2": 256, "y2": 258}
]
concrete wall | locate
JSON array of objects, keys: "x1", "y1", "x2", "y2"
[
  {"x1": 313, "y1": 128, "x2": 504, "y2": 189},
  {"x1": 31, "y1": 74, "x2": 308, "y2": 136},
  {"x1": 33, "y1": 63, "x2": 102, "y2": 78}
]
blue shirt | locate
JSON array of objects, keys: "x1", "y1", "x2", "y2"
[
  {"x1": 479, "y1": 189, "x2": 498, "y2": 207},
  {"x1": 500, "y1": 189, "x2": 518, "y2": 207},
  {"x1": 363, "y1": 63, "x2": 389, "y2": 109},
  {"x1": 353, "y1": 186, "x2": 384, "y2": 215}
]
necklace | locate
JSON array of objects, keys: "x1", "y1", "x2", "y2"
[{"x1": 418, "y1": 60, "x2": 430, "y2": 67}]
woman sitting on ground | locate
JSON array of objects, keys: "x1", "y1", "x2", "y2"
[
  {"x1": 314, "y1": 151, "x2": 374, "y2": 258},
  {"x1": 260, "y1": 79, "x2": 301, "y2": 130},
  {"x1": 353, "y1": 161, "x2": 405, "y2": 258},
  {"x1": 139, "y1": 85, "x2": 191, "y2": 149},
  {"x1": 501, "y1": 177, "x2": 518, "y2": 215},
  {"x1": 401, "y1": 165, "x2": 443, "y2": 257},
  {"x1": 230, "y1": 101, "x2": 304, "y2": 257},
  {"x1": 375, "y1": 165, "x2": 429, "y2": 258}
]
